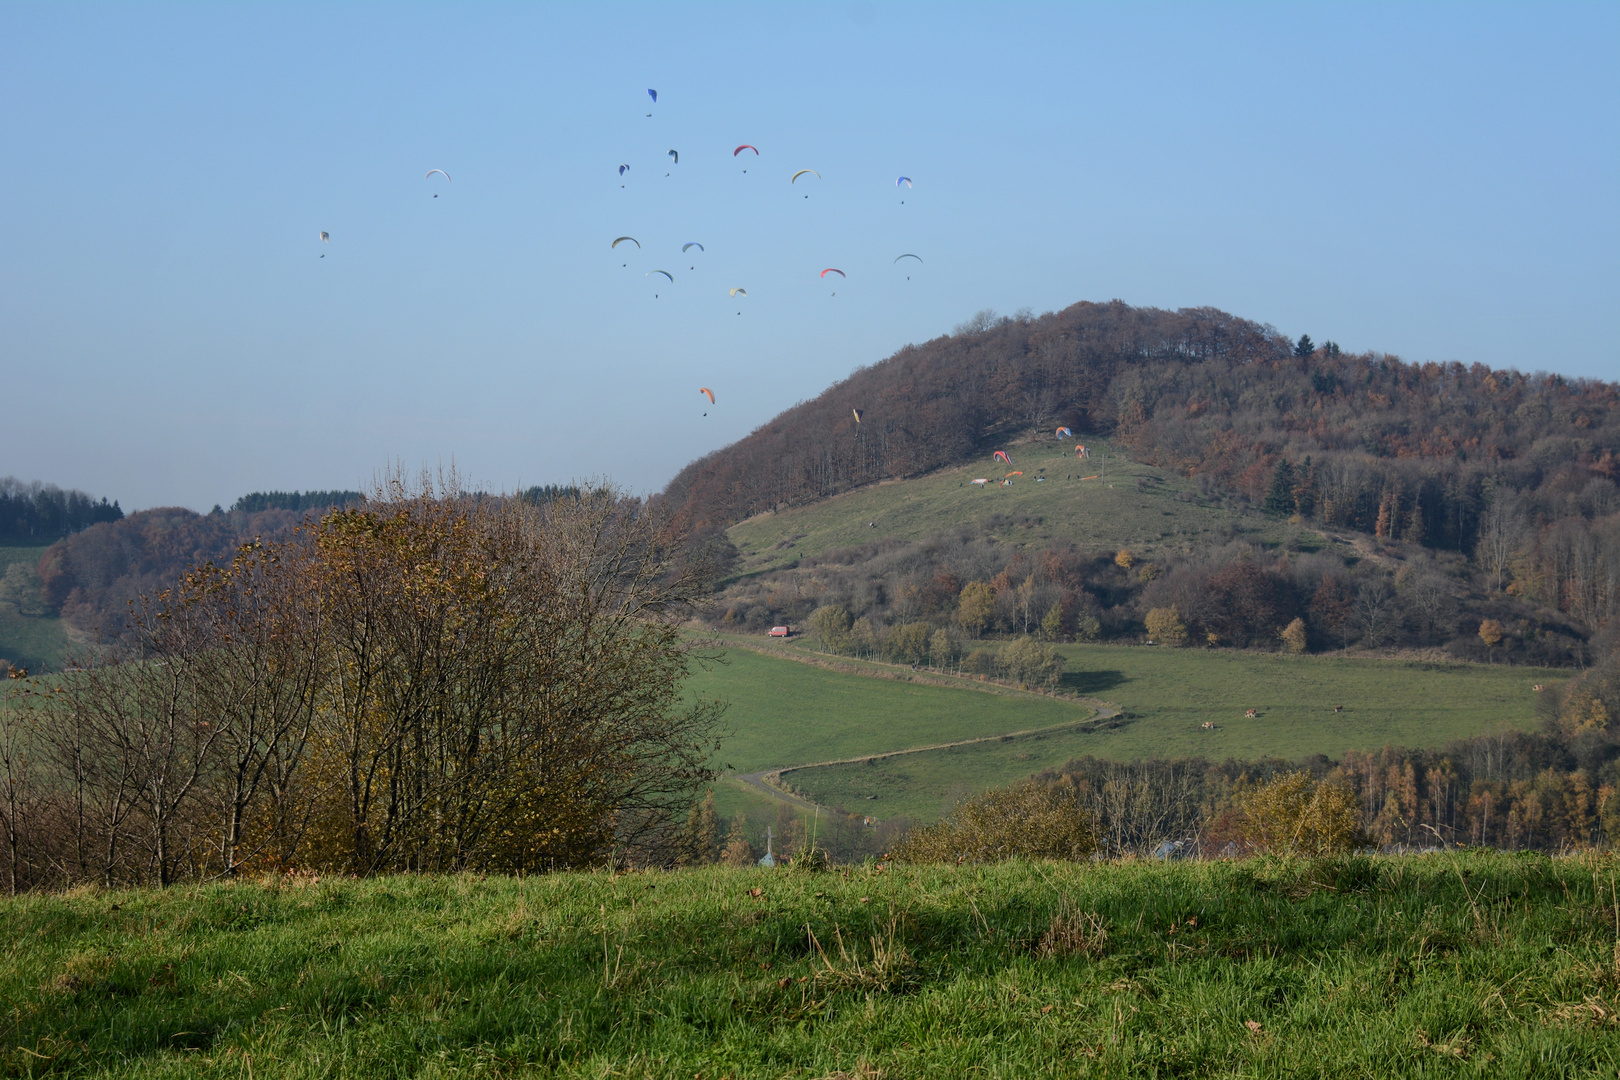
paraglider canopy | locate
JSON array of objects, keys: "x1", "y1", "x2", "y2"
[
  {"x1": 646, "y1": 270, "x2": 673, "y2": 282},
  {"x1": 667, "y1": 149, "x2": 678, "y2": 164},
  {"x1": 682, "y1": 242, "x2": 704, "y2": 252},
  {"x1": 896, "y1": 176, "x2": 913, "y2": 188},
  {"x1": 612, "y1": 236, "x2": 640, "y2": 249},
  {"x1": 1056, "y1": 426, "x2": 1073, "y2": 439},
  {"x1": 425, "y1": 169, "x2": 451, "y2": 182},
  {"x1": 699, "y1": 387, "x2": 715, "y2": 404},
  {"x1": 852, "y1": 408, "x2": 864, "y2": 423},
  {"x1": 1076, "y1": 445, "x2": 1090, "y2": 458},
  {"x1": 734, "y1": 145, "x2": 758, "y2": 156},
  {"x1": 993, "y1": 450, "x2": 1012, "y2": 464},
  {"x1": 618, "y1": 164, "x2": 629, "y2": 176},
  {"x1": 319, "y1": 231, "x2": 329, "y2": 242},
  {"x1": 729, "y1": 287, "x2": 747, "y2": 297},
  {"x1": 790, "y1": 169, "x2": 821, "y2": 183},
  {"x1": 1005, "y1": 471, "x2": 1024, "y2": 478},
  {"x1": 820, "y1": 268, "x2": 845, "y2": 279},
  {"x1": 647, "y1": 89, "x2": 657, "y2": 103},
  {"x1": 893, "y1": 253, "x2": 922, "y2": 264}
]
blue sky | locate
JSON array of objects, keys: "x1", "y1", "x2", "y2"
[{"x1": 2, "y1": 3, "x2": 1615, "y2": 511}]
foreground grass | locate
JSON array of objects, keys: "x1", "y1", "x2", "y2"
[{"x1": 4, "y1": 854, "x2": 1618, "y2": 1078}]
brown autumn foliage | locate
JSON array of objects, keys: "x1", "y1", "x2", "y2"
[{"x1": 0, "y1": 475, "x2": 725, "y2": 890}]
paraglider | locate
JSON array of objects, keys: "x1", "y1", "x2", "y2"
[
  {"x1": 647, "y1": 89, "x2": 658, "y2": 103},
  {"x1": 971, "y1": 478, "x2": 989, "y2": 486},
  {"x1": 896, "y1": 176, "x2": 912, "y2": 188},
  {"x1": 1076, "y1": 445, "x2": 1090, "y2": 459},
  {"x1": 894, "y1": 254, "x2": 922, "y2": 264},
  {"x1": 699, "y1": 387, "x2": 715, "y2": 405},
  {"x1": 852, "y1": 408, "x2": 864, "y2": 423},
  {"x1": 791, "y1": 169, "x2": 820, "y2": 183},
  {"x1": 1005, "y1": 471, "x2": 1024, "y2": 478},
  {"x1": 646, "y1": 270, "x2": 673, "y2": 282},
  {"x1": 729, "y1": 287, "x2": 747, "y2": 297},
  {"x1": 682, "y1": 242, "x2": 704, "y2": 252},
  {"x1": 820, "y1": 269, "x2": 845, "y2": 279},
  {"x1": 993, "y1": 450, "x2": 1012, "y2": 464},
  {"x1": 619, "y1": 164, "x2": 629, "y2": 176},
  {"x1": 668, "y1": 149, "x2": 678, "y2": 165},
  {"x1": 1056, "y1": 426, "x2": 1073, "y2": 439},
  {"x1": 612, "y1": 237, "x2": 640, "y2": 249},
  {"x1": 319, "y1": 231, "x2": 330, "y2": 243},
  {"x1": 734, "y1": 145, "x2": 758, "y2": 157},
  {"x1": 425, "y1": 169, "x2": 450, "y2": 196}
]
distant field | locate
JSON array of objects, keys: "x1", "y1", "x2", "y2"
[
  {"x1": 0, "y1": 543, "x2": 73, "y2": 671},
  {"x1": 697, "y1": 639, "x2": 1559, "y2": 825},
  {"x1": 726, "y1": 437, "x2": 1326, "y2": 574},
  {"x1": 684, "y1": 644, "x2": 1091, "y2": 826}
]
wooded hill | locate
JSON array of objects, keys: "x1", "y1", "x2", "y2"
[
  {"x1": 669, "y1": 301, "x2": 1619, "y2": 662},
  {"x1": 665, "y1": 301, "x2": 1617, "y2": 548}
]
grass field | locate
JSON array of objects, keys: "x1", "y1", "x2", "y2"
[
  {"x1": 4, "y1": 853, "x2": 1616, "y2": 1078},
  {"x1": 0, "y1": 542, "x2": 74, "y2": 671},
  {"x1": 696, "y1": 640, "x2": 1560, "y2": 826},
  {"x1": 725, "y1": 437, "x2": 1326, "y2": 575}
]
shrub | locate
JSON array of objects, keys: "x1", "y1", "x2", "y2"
[
  {"x1": 1279, "y1": 617, "x2": 1308, "y2": 655},
  {"x1": 961, "y1": 648, "x2": 999, "y2": 676},
  {"x1": 1239, "y1": 772, "x2": 1362, "y2": 857},
  {"x1": 887, "y1": 621, "x2": 932, "y2": 665},
  {"x1": 1145, "y1": 606, "x2": 1188, "y2": 647},
  {"x1": 809, "y1": 605, "x2": 854, "y2": 654},
  {"x1": 1001, "y1": 636, "x2": 1065, "y2": 688},
  {"x1": 889, "y1": 783, "x2": 1094, "y2": 864},
  {"x1": 1114, "y1": 548, "x2": 1134, "y2": 571}
]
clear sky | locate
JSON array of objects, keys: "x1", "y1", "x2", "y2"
[{"x1": 3, "y1": 3, "x2": 1615, "y2": 512}]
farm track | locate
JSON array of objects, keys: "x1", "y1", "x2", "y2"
[{"x1": 712, "y1": 634, "x2": 1123, "y2": 817}]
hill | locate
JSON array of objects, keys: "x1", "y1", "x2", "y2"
[{"x1": 4, "y1": 856, "x2": 1614, "y2": 1076}]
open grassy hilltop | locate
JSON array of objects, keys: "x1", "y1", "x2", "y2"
[
  {"x1": 4, "y1": 854, "x2": 1615, "y2": 1078},
  {"x1": 725, "y1": 438, "x2": 1325, "y2": 576}
]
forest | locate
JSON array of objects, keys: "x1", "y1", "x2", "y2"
[{"x1": 0, "y1": 478, "x2": 121, "y2": 542}]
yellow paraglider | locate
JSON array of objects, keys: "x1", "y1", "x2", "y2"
[{"x1": 790, "y1": 169, "x2": 821, "y2": 184}]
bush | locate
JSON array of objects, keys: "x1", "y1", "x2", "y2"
[
  {"x1": 809, "y1": 604, "x2": 854, "y2": 654},
  {"x1": 888, "y1": 783, "x2": 1094, "y2": 864},
  {"x1": 1145, "y1": 606, "x2": 1188, "y2": 647},
  {"x1": 887, "y1": 621, "x2": 932, "y2": 665},
  {"x1": 1239, "y1": 772, "x2": 1362, "y2": 857},
  {"x1": 1001, "y1": 636, "x2": 1065, "y2": 688},
  {"x1": 961, "y1": 648, "x2": 998, "y2": 676},
  {"x1": 929, "y1": 627, "x2": 959, "y2": 668}
]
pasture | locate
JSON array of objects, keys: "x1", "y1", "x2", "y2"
[
  {"x1": 0, "y1": 542, "x2": 74, "y2": 672},
  {"x1": 724, "y1": 438, "x2": 1324, "y2": 575},
  {"x1": 695, "y1": 639, "x2": 1560, "y2": 825},
  {"x1": 3, "y1": 854, "x2": 1614, "y2": 1078}
]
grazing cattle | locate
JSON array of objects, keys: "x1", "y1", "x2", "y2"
[
  {"x1": 1533, "y1": 684, "x2": 1545, "y2": 692},
  {"x1": 1244, "y1": 708, "x2": 1257, "y2": 719},
  {"x1": 1333, "y1": 705, "x2": 1344, "y2": 713},
  {"x1": 1200, "y1": 721, "x2": 1215, "y2": 730}
]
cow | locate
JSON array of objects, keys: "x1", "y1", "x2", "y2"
[{"x1": 1244, "y1": 708, "x2": 1257, "y2": 719}]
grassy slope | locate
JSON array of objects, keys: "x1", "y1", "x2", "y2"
[
  {"x1": 695, "y1": 641, "x2": 1559, "y2": 825},
  {"x1": 726, "y1": 437, "x2": 1321, "y2": 574},
  {"x1": 4, "y1": 854, "x2": 1616, "y2": 1078},
  {"x1": 0, "y1": 543, "x2": 74, "y2": 671}
]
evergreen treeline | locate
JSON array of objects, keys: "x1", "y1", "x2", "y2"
[
  {"x1": 228, "y1": 490, "x2": 363, "y2": 514},
  {"x1": 0, "y1": 478, "x2": 122, "y2": 542}
]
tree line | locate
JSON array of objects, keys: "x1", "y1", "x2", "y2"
[
  {"x1": 0, "y1": 475, "x2": 723, "y2": 893},
  {"x1": 0, "y1": 478, "x2": 122, "y2": 543}
]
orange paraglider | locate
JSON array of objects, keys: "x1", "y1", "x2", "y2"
[
  {"x1": 699, "y1": 387, "x2": 715, "y2": 405},
  {"x1": 993, "y1": 450, "x2": 1011, "y2": 464}
]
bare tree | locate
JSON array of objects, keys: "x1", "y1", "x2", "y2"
[{"x1": 1476, "y1": 490, "x2": 1525, "y2": 592}]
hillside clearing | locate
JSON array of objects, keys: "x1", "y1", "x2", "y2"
[
  {"x1": 3, "y1": 855, "x2": 1615, "y2": 1077},
  {"x1": 726, "y1": 438, "x2": 1332, "y2": 575}
]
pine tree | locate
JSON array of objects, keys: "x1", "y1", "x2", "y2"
[
  {"x1": 1294, "y1": 334, "x2": 1315, "y2": 358},
  {"x1": 1264, "y1": 460, "x2": 1296, "y2": 515}
]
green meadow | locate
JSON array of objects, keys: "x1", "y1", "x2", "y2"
[
  {"x1": 0, "y1": 542, "x2": 74, "y2": 672},
  {"x1": 725, "y1": 438, "x2": 1321, "y2": 575},
  {"x1": 4, "y1": 854, "x2": 1615, "y2": 1078},
  {"x1": 694, "y1": 640, "x2": 1559, "y2": 825}
]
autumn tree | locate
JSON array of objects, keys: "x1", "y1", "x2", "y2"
[{"x1": 957, "y1": 581, "x2": 995, "y2": 637}]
